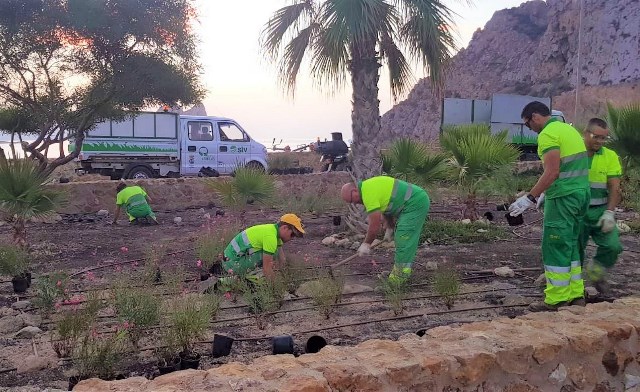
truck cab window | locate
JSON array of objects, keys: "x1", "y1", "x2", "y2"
[
  {"x1": 218, "y1": 122, "x2": 248, "y2": 142},
  {"x1": 188, "y1": 121, "x2": 213, "y2": 141}
]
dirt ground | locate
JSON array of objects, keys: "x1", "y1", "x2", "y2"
[{"x1": 1, "y1": 199, "x2": 639, "y2": 390}]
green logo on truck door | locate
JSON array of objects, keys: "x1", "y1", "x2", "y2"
[{"x1": 229, "y1": 145, "x2": 248, "y2": 153}]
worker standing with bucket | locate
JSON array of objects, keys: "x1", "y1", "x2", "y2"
[
  {"x1": 340, "y1": 176, "x2": 430, "y2": 284},
  {"x1": 508, "y1": 101, "x2": 590, "y2": 312}
]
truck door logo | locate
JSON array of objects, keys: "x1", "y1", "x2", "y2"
[
  {"x1": 199, "y1": 147, "x2": 209, "y2": 156},
  {"x1": 229, "y1": 146, "x2": 248, "y2": 153}
]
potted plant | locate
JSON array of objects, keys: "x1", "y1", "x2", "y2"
[
  {"x1": 0, "y1": 244, "x2": 30, "y2": 293},
  {"x1": 155, "y1": 338, "x2": 181, "y2": 375},
  {"x1": 165, "y1": 293, "x2": 220, "y2": 370},
  {"x1": 71, "y1": 328, "x2": 128, "y2": 389},
  {"x1": 112, "y1": 283, "x2": 161, "y2": 348}
]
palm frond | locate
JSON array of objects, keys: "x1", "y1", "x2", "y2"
[
  {"x1": 397, "y1": 0, "x2": 458, "y2": 88},
  {"x1": 0, "y1": 158, "x2": 64, "y2": 220},
  {"x1": 606, "y1": 102, "x2": 640, "y2": 168},
  {"x1": 261, "y1": 1, "x2": 315, "y2": 59},
  {"x1": 309, "y1": 24, "x2": 350, "y2": 91},
  {"x1": 440, "y1": 124, "x2": 519, "y2": 188},
  {"x1": 379, "y1": 32, "x2": 414, "y2": 99},
  {"x1": 207, "y1": 167, "x2": 275, "y2": 209},
  {"x1": 382, "y1": 138, "x2": 449, "y2": 187},
  {"x1": 279, "y1": 23, "x2": 319, "y2": 94}
]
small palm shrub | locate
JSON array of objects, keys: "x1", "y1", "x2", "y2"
[
  {"x1": 0, "y1": 157, "x2": 64, "y2": 246},
  {"x1": 440, "y1": 125, "x2": 520, "y2": 220},
  {"x1": 207, "y1": 167, "x2": 275, "y2": 209}
]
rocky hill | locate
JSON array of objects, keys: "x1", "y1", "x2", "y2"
[{"x1": 380, "y1": 0, "x2": 640, "y2": 143}]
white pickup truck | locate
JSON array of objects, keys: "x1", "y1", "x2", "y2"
[{"x1": 74, "y1": 112, "x2": 268, "y2": 179}]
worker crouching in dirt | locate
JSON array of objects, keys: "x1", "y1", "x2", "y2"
[
  {"x1": 219, "y1": 214, "x2": 305, "y2": 286},
  {"x1": 112, "y1": 183, "x2": 158, "y2": 225},
  {"x1": 341, "y1": 176, "x2": 430, "y2": 284}
]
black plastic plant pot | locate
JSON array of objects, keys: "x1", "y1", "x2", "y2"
[
  {"x1": 416, "y1": 329, "x2": 427, "y2": 337},
  {"x1": 158, "y1": 357, "x2": 181, "y2": 375},
  {"x1": 11, "y1": 276, "x2": 29, "y2": 294},
  {"x1": 504, "y1": 212, "x2": 524, "y2": 226},
  {"x1": 26, "y1": 272, "x2": 32, "y2": 287},
  {"x1": 212, "y1": 334, "x2": 234, "y2": 358},
  {"x1": 272, "y1": 335, "x2": 294, "y2": 355},
  {"x1": 179, "y1": 352, "x2": 201, "y2": 370},
  {"x1": 68, "y1": 376, "x2": 84, "y2": 391},
  {"x1": 200, "y1": 271, "x2": 211, "y2": 281},
  {"x1": 304, "y1": 335, "x2": 327, "y2": 354}
]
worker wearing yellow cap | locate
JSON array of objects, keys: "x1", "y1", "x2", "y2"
[{"x1": 222, "y1": 214, "x2": 305, "y2": 281}]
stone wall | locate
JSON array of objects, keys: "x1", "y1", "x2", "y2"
[
  {"x1": 49, "y1": 172, "x2": 351, "y2": 215},
  {"x1": 75, "y1": 298, "x2": 640, "y2": 391}
]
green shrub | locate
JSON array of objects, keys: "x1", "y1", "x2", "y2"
[
  {"x1": 207, "y1": 167, "x2": 275, "y2": 208},
  {"x1": 240, "y1": 277, "x2": 286, "y2": 329},
  {"x1": 432, "y1": 268, "x2": 460, "y2": 309},
  {"x1": 0, "y1": 243, "x2": 29, "y2": 277},
  {"x1": 33, "y1": 271, "x2": 69, "y2": 314},
  {"x1": 308, "y1": 273, "x2": 344, "y2": 319},
  {"x1": 378, "y1": 275, "x2": 409, "y2": 315},
  {"x1": 113, "y1": 285, "x2": 161, "y2": 347},
  {"x1": 165, "y1": 293, "x2": 219, "y2": 354},
  {"x1": 420, "y1": 220, "x2": 506, "y2": 245}
]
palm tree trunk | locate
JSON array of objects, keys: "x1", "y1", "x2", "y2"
[
  {"x1": 345, "y1": 41, "x2": 382, "y2": 233},
  {"x1": 12, "y1": 218, "x2": 27, "y2": 248},
  {"x1": 349, "y1": 40, "x2": 382, "y2": 181}
]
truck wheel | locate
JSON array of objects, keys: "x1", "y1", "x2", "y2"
[
  {"x1": 127, "y1": 166, "x2": 155, "y2": 179},
  {"x1": 245, "y1": 161, "x2": 265, "y2": 172}
]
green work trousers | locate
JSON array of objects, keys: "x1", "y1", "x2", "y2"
[
  {"x1": 578, "y1": 204, "x2": 623, "y2": 280},
  {"x1": 392, "y1": 187, "x2": 430, "y2": 273},
  {"x1": 541, "y1": 189, "x2": 589, "y2": 305},
  {"x1": 125, "y1": 194, "x2": 156, "y2": 222}
]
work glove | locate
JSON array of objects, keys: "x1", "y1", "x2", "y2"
[
  {"x1": 383, "y1": 228, "x2": 394, "y2": 242},
  {"x1": 357, "y1": 242, "x2": 371, "y2": 257},
  {"x1": 536, "y1": 193, "x2": 545, "y2": 210},
  {"x1": 509, "y1": 194, "x2": 535, "y2": 217},
  {"x1": 597, "y1": 210, "x2": 616, "y2": 233}
]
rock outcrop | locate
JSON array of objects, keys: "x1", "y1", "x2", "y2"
[
  {"x1": 380, "y1": 0, "x2": 640, "y2": 144},
  {"x1": 76, "y1": 297, "x2": 640, "y2": 391}
]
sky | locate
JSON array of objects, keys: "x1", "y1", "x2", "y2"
[{"x1": 194, "y1": 0, "x2": 531, "y2": 148}]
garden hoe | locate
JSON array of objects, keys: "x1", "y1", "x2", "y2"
[{"x1": 326, "y1": 240, "x2": 384, "y2": 279}]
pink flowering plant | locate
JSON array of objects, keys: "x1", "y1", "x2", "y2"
[
  {"x1": 33, "y1": 271, "x2": 70, "y2": 314},
  {"x1": 164, "y1": 293, "x2": 220, "y2": 355},
  {"x1": 112, "y1": 283, "x2": 161, "y2": 348},
  {"x1": 195, "y1": 225, "x2": 240, "y2": 272}
]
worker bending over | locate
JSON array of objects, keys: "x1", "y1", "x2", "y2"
[
  {"x1": 221, "y1": 214, "x2": 304, "y2": 283},
  {"x1": 112, "y1": 183, "x2": 158, "y2": 225},
  {"x1": 341, "y1": 176, "x2": 430, "y2": 284}
]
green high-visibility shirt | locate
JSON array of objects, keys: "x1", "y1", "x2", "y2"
[
  {"x1": 588, "y1": 146, "x2": 622, "y2": 206},
  {"x1": 358, "y1": 176, "x2": 417, "y2": 216},
  {"x1": 115, "y1": 186, "x2": 148, "y2": 206},
  {"x1": 537, "y1": 118, "x2": 589, "y2": 199},
  {"x1": 227, "y1": 224, "x2": 283, "y2": 256}
]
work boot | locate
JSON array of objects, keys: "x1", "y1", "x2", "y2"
[
  {"x1": 593, "y1": 280, "x2": 611, "y2": 296},
  {"x1": 527, "y1": 300, "x2": 567, "y2": 312},
  {"x1": 568, "y1": 297, "x2": 586, "y2": 307}
]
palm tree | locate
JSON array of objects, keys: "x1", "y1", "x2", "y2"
[
  {"x1": 440, "y1": 124, "x2": 520, "y2": 220},
  {"x1": 262, "y1": 0, "x2": 462, "y2": 181},
  {"x1": 607, "y1": 102, "x2": 640, "y2": 172},
  {"x1": 0, "y1": 156, "x2": 64, "y2": 247},
  {"x1": 381, "y1": 138, "x2": 449, "y2": 188}
]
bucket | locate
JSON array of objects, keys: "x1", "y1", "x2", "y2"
[
  {"x1": 272, "y1": 335, "x2": 294, "y2": 355},
  {"x1": 304, "y1": 335, "x2": 327, "y2": 354},
  {"x1": 212, "y1": 334, "x2": 234, "y2": 358}
]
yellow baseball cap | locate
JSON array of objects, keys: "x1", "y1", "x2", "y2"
[{"x1": 280, "y1": 213, "x2": 305, "y2": 234}]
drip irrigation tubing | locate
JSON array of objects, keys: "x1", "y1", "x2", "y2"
[{"x1": 46, "y1": 285, "x2": 542, "y2": 334}]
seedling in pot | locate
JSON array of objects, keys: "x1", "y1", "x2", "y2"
[
  {"x1": 432, "y1": 268, "x2": 461, "y2": 309},
  {"x1": 0, "y1": 244, "x2": 30, "y2": 293},
  {"x1": 308, "y1": 272, "x2": 344, "y2": 319}
]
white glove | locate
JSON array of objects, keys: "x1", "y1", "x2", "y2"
[
  {"x1": 357, "y1": 242, "x2": 371, "y2": 256},
  {"x1": 536, "y1": 193, "x2": 545, "y2": 210},
  {"x1": 383, "y1": 228, "x2": 394, "y2": 242},
  {"x1": 597, "y1": 210, "x2": 616, "y2": 233},
  {"x1": 509, "y1": 194, "x2": 535, "y2": 217}
]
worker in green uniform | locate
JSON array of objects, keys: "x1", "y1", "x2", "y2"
[
  {"x1": 112, "y1": 183, "x2": 158, "y2": 225},
  {"x1": 221, "y1": 213, "x2": 304, "y2": 282},
  {"x1": 509, "y1": 101, "x2": 590, "y2": 312},
  {"x1": 578, "y1": 118, "x2": 623, "y2": 294},
  {"x1": 340, "y1": 176, "x2": 430, "y2": 284}
]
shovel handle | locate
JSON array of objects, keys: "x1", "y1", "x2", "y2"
[{"x1": 327, "y1": 241, "x2": 383, "y2": 272}]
